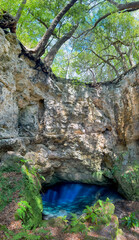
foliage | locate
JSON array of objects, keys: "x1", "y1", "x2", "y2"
[
  {"x1": 15, "y1": 164, "x2": 43, "y2": 229},
  {"x1": 111, "y1": 154, "x2": 139, "y2": 200},
  {"x1": 68, "y1": 213, "x2": 87, "y2": 234},
  {"x1": 83, "y1": 198, "x2": 114, "y2": 225},
  {"x1": 52, "y1": 6, "x2": 139, "y2": 81},
  {"x1": 121, "y1": 165, "x2": 139, "y2": 185},
  {"x1": 0, "y1": 157, "x2": 43, "y2": 229},
  {"x1": 0, "y1": 163, "x2": 21, "y2": 173},
  {"x1": 60, "y1": 215, "x2": 69, "y2": 224},
  {"x1": 63, "y1": 199, "x2": 117, "y2": 236},
  {"x1": 0, "y1": 165, "x2": 23, "y2": 211},
  {"x1": 15, "y1": 201, "x2": 33, "y2": 226},
  {"x1": 0, "y1": 0, "x2": 139, "y2": 81},
  {"x1": 121, "y1": 212, "x2": 139, "y2": 229},
  {"x1": 0, "y1": 224, "x2": 53, "y2": 239}
]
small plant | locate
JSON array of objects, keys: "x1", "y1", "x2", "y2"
[
  {"x1": 0, "y1": 224, "x2": 53, "y2": 240},
  {"x1": 15, "y1": 164, "x2": 43, "y2": 229},
  {"x1": 15, "y1": 201, "x2": 33, "y2": 227},
  {"x1": 111, "y1": 164, "x2": 120, "y2": 175},
  {"x1": 83, "y1": 205, "x2": 97, "y2": 224},
  {"x1": 83, "y1": 198, "x2": 114, "y2": 226},
  {"x1": 68, "y1": 213, "x2": 87, "y2": 234},
  {"x1": 60, "y1": 215, "x2": 69, "y2": 224},
  {"x1": 121, "y1": 212, "x2": 139, "y2": 229}
]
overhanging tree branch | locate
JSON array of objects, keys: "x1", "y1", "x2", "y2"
[
  {"x1": 28, "y1": 10, "x2": 60, "y2": 39},
  {"x1": 44, "y1": 24, "x2": 78, "y2": 67},
  {"x1": 107, "y1": 0, "x2": 139, "y2": 11},
  {"x1": 88, "y1": 48, "x2": 120, "y2": 76},
  {"x1": 16, "y1": 0, "x2": 27, "y2": 22},
  {"x1": 75, "y1": 1, "x2": 139, "y2": 38},
  {"x1": 0, "y1": 0, "x2": 27, "y2": 33},
  {"x1": 90, "y1": 1, "x2": 139, "y2": 31},
  {"x1": 27, "y1": 0, "x2": 78, "y2": 59}
]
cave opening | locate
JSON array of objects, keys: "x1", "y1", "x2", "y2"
[{"x1": 41, "y1": 182, "x2": 124, "y2": 219}]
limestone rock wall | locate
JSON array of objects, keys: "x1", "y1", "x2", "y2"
[{"x1": 0, "y1": 28, "x2": 139, "y2": 200}]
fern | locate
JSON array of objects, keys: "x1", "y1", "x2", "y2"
[
  {"x1": 67, "y1": 213, "x2": 88, "y2": 234},
  {"x1": 14, "y1": 164, "x2": 43, "y2": 229}
]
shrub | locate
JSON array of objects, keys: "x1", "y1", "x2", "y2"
[
  {"x1": 83, "y1": 198, "x2": 114, "y2": 225},
  {"x1": 121, "y1": 212, "x2": 139, "y2": 229}
]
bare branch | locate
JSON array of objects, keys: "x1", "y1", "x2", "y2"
[
  {"x1": 75, "y1": 1, "x2": 139, "y2": 38},
  {"x1": 28, "y1": 0, "x2": 78, "y2": 59},
  {"x1": 44, "y1": 24, "x2": 78, "y2": 67},
  {"x1": 28, "y1": 10, "x2": 60, "y2": 39},
  {"x1": 89, "y1": 1, "x2": 105, "y2": 11},
  {"x1": 107, "y1": 0, "x2": 139, "y2": 11},
  {"x1": 87, "y1": 48, "x2": 120, "y2": 76},
  {"x1": 113, "y1": 43, "x2": 128, "y2": 71},
  {"x1": 106, "y1": 0, "x2": 119, "y2": 7},
  {"x1": 16, "y1": 0, "x2": 27, "y2": 22}
]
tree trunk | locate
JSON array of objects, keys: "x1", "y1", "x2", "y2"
[
  {"x1": 114, "y1": 44, "x2": 128, "y2": 72},
  {"x1": 28, "y1": 0, "x2": 78, "y2": 60},
  {"x1": 0, "y1": 11, "x2": 16, "y2": 33},
  {"x1": 0, "y1": 0, "x2": 27, "y2": 33},
  {"x1": 44, "y1": 24, "x2": 78, "y2": 67},
  {"x1": 15, "y1": 0, "x2": 27, "y2": 22}
]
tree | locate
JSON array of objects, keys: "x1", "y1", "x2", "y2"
[
  {"x1": 69, "y1": 9, "x2": 139, "y2": 81},
  {"x1": 0, "y1": 0, "x2": 139, "y2": 81}
]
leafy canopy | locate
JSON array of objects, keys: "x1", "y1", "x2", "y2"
[{"x1": 0, "y1": 0, "x2": 139, "y2": 81}]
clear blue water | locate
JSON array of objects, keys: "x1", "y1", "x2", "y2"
[{"x1": 41, "y1": 182, "x2": 123, "y2": 219}]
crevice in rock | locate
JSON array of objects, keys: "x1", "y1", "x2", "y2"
[{"x1": 38, "y1": 99, "x2": 45, "y2": 124}]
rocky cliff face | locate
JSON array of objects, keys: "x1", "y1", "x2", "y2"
[{"x1": 0, "y1": 28, "x2": 139, "y2": 200}]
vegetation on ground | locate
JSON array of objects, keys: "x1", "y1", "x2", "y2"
[
  {"x1": 0, "y1": 159, "x2": 43, "y2": 230},
  {"x1": 121, "y1": 212, "x2": 139, "y2": 229},
  {"x1": 0, "y1": 160, "x2": 139, "y2": 239},
  {"x1": 0, "y1": 164, "x2": 22, "y2": 212}
]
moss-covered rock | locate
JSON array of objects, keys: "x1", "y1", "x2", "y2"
[
  {"x1": 15, "y1": 164, "x2": 43, "y2": 229},
  {"x1": 112, "y1": 161, "x2": 139, "y2": 201},
  {"x1": 46, "y1": 217, "x2": 67, "y2": 228},
  {"x1": 83, "y1": 199, "x2": 122, "y2": 239}
]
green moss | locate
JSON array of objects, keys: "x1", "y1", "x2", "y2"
[
  {"x1": 92, "y1": 171, "x2": 106, "y2": 183},
  {"x1": 15, "y1": 165, "x2": 43, "y2": 229},
  {"x1": 0, "y1": 159, "x2": 43, "y2": 229},
  {"x1": 113, "y1": 160, "x2": 139, "y2": 200}
]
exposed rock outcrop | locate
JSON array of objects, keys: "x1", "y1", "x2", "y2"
[{"x1": 0, "y1": 28, "x2": 139, "y2": 200}]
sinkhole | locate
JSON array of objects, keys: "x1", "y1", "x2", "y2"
[{"x1": 41, "y1": 182, "x2": 123, "y2": 219}]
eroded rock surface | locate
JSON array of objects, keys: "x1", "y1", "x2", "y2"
[{"x1": 0, "y1": 28, "x2": 139, "y2": 200}]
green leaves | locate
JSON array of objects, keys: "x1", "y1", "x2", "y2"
[
  {"x1": 69, "y1": 213, "x2": 87, "y2": 234},
  {"x1": 121, "y1": 212, "x2": 139, "y2": 229},
  {"x1": 1, "y1": 0, "x2": 139, "y2": 81}
]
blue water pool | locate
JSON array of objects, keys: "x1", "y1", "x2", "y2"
[{"x1": 41, "y1": 182, "x2": 123, "y2": 219}]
